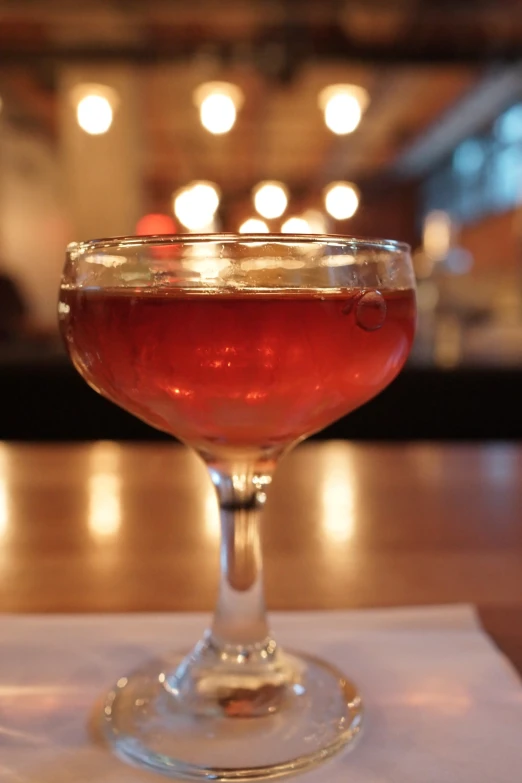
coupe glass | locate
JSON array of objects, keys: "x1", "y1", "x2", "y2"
[{"x1": 59, "y1": 234, "x2": 416, "y2": 781}]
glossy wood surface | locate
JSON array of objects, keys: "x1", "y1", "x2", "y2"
[{"x1": 1, "y1": 442, "x2": 522, "y2": 671}]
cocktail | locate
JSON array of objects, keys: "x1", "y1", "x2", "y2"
[{"x1": 59, "y1": 234, "x2": 416, "y2": 780}]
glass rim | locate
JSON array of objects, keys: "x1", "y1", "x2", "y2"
[{"x1": 67, "y1": 232, "x2": 411, "y2": 255}]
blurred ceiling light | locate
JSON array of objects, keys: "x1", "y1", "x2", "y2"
[
  {"x1": 77, "y1": 96, "x2": 112, "y2": 135},
  {"x1": 193, "y1": 81, "x2": 244, "y2": 135},
  {"x1": 281, "y1": 216, "x2": 313, "y2": 234},
  {"x1": 324, "y1": 182, "x2": 359, "y2": 220},
  {"x1": 136, "y1": 213, "x2": 177, "y2": 236},
  {"x1": 192, "y1": 181, "x2": 220, "y2": 215},
  {"x1": 239, "y1": 217, "x2": 270, "y2": 233},
  {"x1": 71, "y1": 84, "x2": 118, "y2": 136},
  {"x1": 318, "y1": 84, "x2": 369, "y2": 135},
  {"x1": 302, "y1": 209, "x2": 328, "y2": 234},
  {"x1": 446, "y1": 247, "x2": 473, "y2": 276},
  {"x1": 253, "y1": 181, "x2": 289, "y2": 220},
  {"x1": 423, "y1": 210, "x2": 453, "y2": 262},
  {"x1": 173, "y1": 181, "x2": 220, "y2": 231},
  {"x1": 453, "y1": 139, "x2": 485, "y2": 176},
  {"x1": 495, "y1": 103, "x2": 522, "y2": 144}
]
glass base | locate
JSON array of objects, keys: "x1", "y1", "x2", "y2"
[{"x1": 102, "y1": 650, "x2": 363, "y2": 781}]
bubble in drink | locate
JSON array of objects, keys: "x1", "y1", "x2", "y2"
[{"x1": 355, "y1": 290, "x2": 387, "y2": 332}]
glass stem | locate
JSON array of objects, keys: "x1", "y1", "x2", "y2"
[
  {"x1": 207, "y1": 458, "x2": 276, "y2": 649},
  {"x1": 168, "y1": 454, "x2": 293, "y2": 718}
]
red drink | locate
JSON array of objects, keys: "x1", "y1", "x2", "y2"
[{"x1": 59, "y1": 287, "x2": 415, "y2": 451}]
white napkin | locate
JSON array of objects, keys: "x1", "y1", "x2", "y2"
[{"x1": 1, "y1": 606, "x2": 522, "y2": 782}]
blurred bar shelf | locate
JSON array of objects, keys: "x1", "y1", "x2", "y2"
[{"x1": 1, "y1": 344, "x2": 520, "y2": 441}]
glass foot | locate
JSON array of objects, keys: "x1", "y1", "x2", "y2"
[{"x1": 102, "y1": 650, "x2": 363, "y2": 781}]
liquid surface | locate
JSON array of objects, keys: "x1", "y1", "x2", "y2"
[{"x1": 60, "y1": 287, "x2": 416, "y2": 451}]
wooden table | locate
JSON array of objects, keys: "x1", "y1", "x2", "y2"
[{"x1": 1, "y1": 442, "x2": 521, "y2": 671}]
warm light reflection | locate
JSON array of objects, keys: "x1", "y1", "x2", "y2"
[
  {"x1": 205, "y1": 488, "x2": 220, "y2": 540},
  {"x1": 0, "y1": 724, "x2": 48, "y2": 744},
  {"x1": 320, "y1": 252, "x2": 355, "y2": 268},
  {"x1": 181, "y1": 256, "x2": 230, "y2": 279},
  {"x1": 320, "y1": 447, "x2": 357, "y2": 543},
  {"x1": 88, "y1": 444, "x2": 122, "y2": 539},
  {"x1": 0, "y1": 684, "x2": 86, "y2": 696},
  {"x1": 85, "y1": 253, "x2": 126, "y2": 268},
  {"x1": 482, "y1": 446, "x2": 517, "y2": 485},
  {"x1": 404, "y1": 681, "x2": 472, "y2": 715},
  {"x1": 408, "y1": 445, "x2": 444, "y2": 482},
  {"x1": 0, "y1": 483, "x2": 8, "y2": 540},
  {"x1": 0, "y1": 683, "x2": 90, "y2": 726},
  {"x1": 89, "y1": 474, "x2": 121, "y2": 537},
  {"x1": 240, "y1": 257, "x2": 278, "y2": 271},
  {"x1": 239, "y1": 257, "x2": 305, "y2": 271}
]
